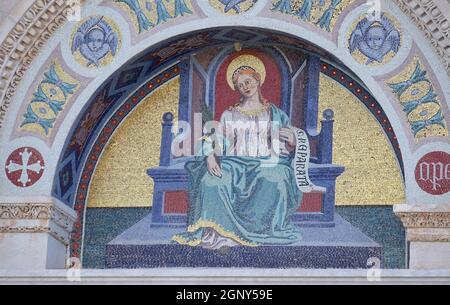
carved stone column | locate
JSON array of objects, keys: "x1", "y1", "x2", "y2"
[
  {"x1": 0, "y1": 196, "x2": 77, "y2": 270},
  {"x1": 395, "y1": 203, "x2": 450, "y2": 270}
]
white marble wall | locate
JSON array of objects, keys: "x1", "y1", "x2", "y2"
[
  {"x1": 395, "y1": 203, "x2": 450, "y2": 270},
  {"x1": 0, "y1": 197, "x2": 76, "y2": 270}
]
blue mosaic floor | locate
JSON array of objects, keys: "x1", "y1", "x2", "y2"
[
  {"x1": 83, "y1": 206, "x2": 406, "y2": 269},
  {"x1": 105, "y1": 213, "x2": 381, "y2": 269}
]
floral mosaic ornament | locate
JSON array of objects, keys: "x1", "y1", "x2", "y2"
[
  {"x1": 114, "y1": 0, "x2": 193, "y2": 33},
  {"x1": 20, "y1": 63, "x2": 78, "y2": 136},
  {"x1": 387, "y1": 60, "x2": 448, "y2": 139},
  {"x1": 272, "y1": 0, "x2": 354, "y2": 32},
  {"x1": 349, "y1": 13, "x2": 401, "y2": 65},
  {"x1": 71, "y1": 16, "x2": 120, "y2": 68},
  {"x1": 209, "y1": 0, "x2": 258, "y2": 14},
  {"x1": 5, "y1": 147, "x2": 45, "y2": 188}
]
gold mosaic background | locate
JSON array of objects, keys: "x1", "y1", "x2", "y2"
[
  {"x1": 87, "y1": 77, "x2": 180, "y2": 208},
  {"x1": 319, "y1": 74, "x2": 405, "y2": 205},
  {"x1": 88, "y1": 74, "x2": 405, "y2": 208},
  {"x1": 209, "y1": 0, "x2": 257, "y2": 15},
  {"x1": 279, "y1": 0, "x2": 355, "y2": 31},
  {"x1": 114, "y1": 0, "x2": 194, "y2": 34}
]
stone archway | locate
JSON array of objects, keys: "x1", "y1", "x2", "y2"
[
  {"x1": 48, "y1": 27, "x2": 405, "y2": 268},
  {"x1": 0, "y1": 0, "x2": 449, "y2": 271}
]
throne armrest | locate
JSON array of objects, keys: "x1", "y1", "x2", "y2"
[{"x1": 317, "y1": 109, "x2": 335, "y2": 164}]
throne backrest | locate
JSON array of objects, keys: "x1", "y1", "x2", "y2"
[{"x1": 168, "y1": 46, "x2": 326, "y2": 165}]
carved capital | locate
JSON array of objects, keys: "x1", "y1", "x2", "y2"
[
  {"x1": 395, "y1": 212, "x2": 450, "y2": 229},
  {"x1": 394, "y1": 203, "x2": 450, "y2": 242},
  {"x1": 0, "y1": 198, "x2": 77, "y2": 245}
]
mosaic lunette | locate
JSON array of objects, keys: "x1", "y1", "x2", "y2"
[
  {"x1": 71, "y1": 16, "x2": 121, "y2": 68},
  {"x1": 20, "y1": 62, "x2": 78, "y2": 136},
  {"x1": 272, "y1": 0, "x2": 355, "y2": 32},
  {"x1": 387, "y1": 59, "x2": 448, "y2": 139},
  {"x1": 113, "y1": 0, "x2": 193, "y2": 33}
]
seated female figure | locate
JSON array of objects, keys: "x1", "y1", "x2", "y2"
[{"x1": 173, "y1": 66, "x2": 303, "y2": 249}]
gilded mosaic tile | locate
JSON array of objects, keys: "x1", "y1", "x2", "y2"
[
  {"x1": 319, "y1": 74, "x2": 405, "y2": 205},
  {"x1": 387, "y1": 58, "x2": 448, "y2": 139},
  {"x1": 113, "y1": 0, "x2": 193, "y2": 33},
  {"x1": 87, "y1": 77, "x2": 180, "y2": 208},
  {"x1": 87, "y1": 73, "x2": 405, "y2": 208},
  {"x1": 272, "y1": 0, "x2": 355, "y2": 32},
  {"x1": 20, "y1": 61, "x2": 79, "y2": 137},
  {"x1": 209, "y1": 0, "x2": 258, "y2": 14}
]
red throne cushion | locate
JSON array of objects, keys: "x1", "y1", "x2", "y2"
[{"x1": 163, "y1": 191, "x2": 323, "y2": 214}]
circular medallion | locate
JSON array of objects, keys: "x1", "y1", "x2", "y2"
[
  {"x1": 71, "y1": 16, "x2": 121, "y2": 68},
  {"x1": 348, "y1": 12, "x2": 401, "y2": 66},
  {"x1": 415, "y1": 151, "x2": 450, "y2": 195},
  {"x1": 5, "y1": 147, "x2": 45, "y2": 187}
]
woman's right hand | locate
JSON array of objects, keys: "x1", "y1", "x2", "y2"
[{"x1": 207, "y1": 154, "x2": 222, "y2": 178}]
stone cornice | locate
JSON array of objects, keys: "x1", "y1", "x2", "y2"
[
  {"x1": 393, "y1": 0, "x2": 450, "y2": 74},
  {"x1": 406, "y1": 228, "x2": 450, "y2": 242},
  {"x1": 0, "y1": 200, "x2": 77, "y2": 245},
  {"x1": 394, "y1": 203, "x2": 450, "y2": 242},
  {"x1": 0, "y1": 202, "x2": 76, "y2": 230},
  {"x1": 0, "y1": 203, "x2": 53, "y2": 219},
  {"x1": 0, "y1": 0, "x2": 448, "y2": 130},
  {"x1": 1, "y1": 269, "x2": 450, "y2": 284},
  {"x1": 395, "y1": 211, "x2": 450, "y2": 228}
]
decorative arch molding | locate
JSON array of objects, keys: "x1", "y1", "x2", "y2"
[
  {"x1": 41, "y1": 30, "x2": 405, "y2": 259},
  {"x1": 392, "y1": 0, "x2": 450, "y2": 72},
  {"x1": 0, "y1": 0, "x2": 76, "y2": 129},
  {"x1": 0, "y1": 0, "x2": 448, "y2": 272},
  {"x1": 0, "y1": 0, "x2": 449, "y2": 132}
]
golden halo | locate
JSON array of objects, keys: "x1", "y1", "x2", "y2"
[{"x1": 226, "y1": 55, "x2": 266, "y2": 90}]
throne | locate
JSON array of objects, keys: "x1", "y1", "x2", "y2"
[
  {"x1": 148, "y1": 109, "x2": 344, "y2": 228},
  {"x1": 147, "y1": 50, "x2": 345, "y2": 228},
  {"x1": 106, "y1": 49, "x2": 382, "y2": 269}
]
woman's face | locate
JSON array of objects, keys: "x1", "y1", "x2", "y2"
[{"x1": 236, "y1": 74, "x2": 260, "y2": 99}]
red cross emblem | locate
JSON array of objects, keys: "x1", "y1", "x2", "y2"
[{"x1": 5, "y1": 147, "x2": 45, "y2": 188}]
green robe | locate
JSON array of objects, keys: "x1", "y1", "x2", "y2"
[{"x1": 172, "y1": 104, "x2": 303, "y2": 247}]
